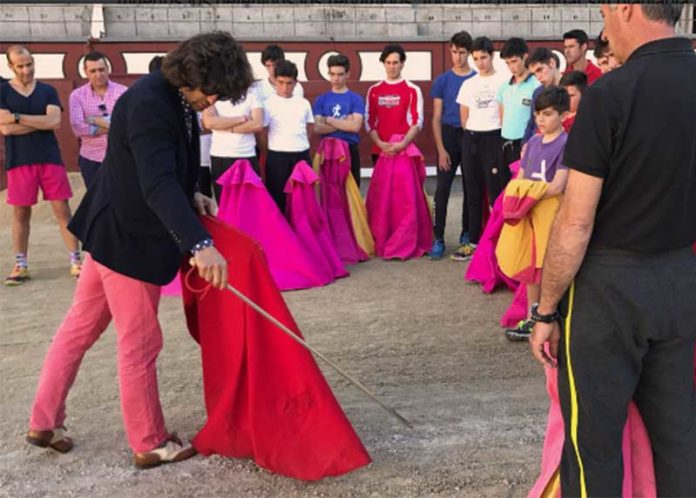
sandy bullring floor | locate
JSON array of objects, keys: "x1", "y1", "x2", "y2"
[{"x1": 0, "y1": 174, "x2": 549, "y2": 498}]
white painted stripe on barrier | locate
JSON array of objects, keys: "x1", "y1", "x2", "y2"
[
  {"x1": 0, "y1": 53, "x2": 65, "y2": 79},
  {"x1": 359, "y1": 51, "x2": 432, "y2": 81},
  {"x1": 247, "y1": 51, "x2": 308, "y2": 82},
  {"x1": 318, "y1": 51, "x2": 341, "y2": 81},
  {"x1": 123, "y1": 52, "x2": 167, "y2": 74}
]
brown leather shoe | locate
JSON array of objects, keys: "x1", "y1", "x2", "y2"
[
  {"x1": 133, "y1": 433, "x2": 197, "y2": 470},
  {"x1": 26, "y1": 427, "x2": 74, "y2": 453}
]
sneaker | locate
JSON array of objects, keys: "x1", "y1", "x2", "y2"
[
  {"x1": 459, "y1": 232, "x2": 471, "y2": 246},
  {"x1": 505, "y1": 319, "x2": 534, "y2": 342},
  {"x1": 5, "y1": 264, "x2": 30, "y2": 286},
  {"x1": 133, "y1": 433, "x2": 197, "y2": 469},
  {"x1": 429, "y1": 239, "x2": 445, "y2": 260},
  {"x1": 70, "y1": 261, "x2": 82, "y2": 278},
  {"x1": 450, "y1": 243, "x2": 477, "y2": 261}
]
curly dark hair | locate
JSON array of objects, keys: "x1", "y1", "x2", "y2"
[{"x1": 161, "y1": 31, "x2": 254, "y2": 104}]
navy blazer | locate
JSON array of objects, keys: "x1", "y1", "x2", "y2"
[{"x1": 69, "y1": 71, "x2": 210, "y2": 285}]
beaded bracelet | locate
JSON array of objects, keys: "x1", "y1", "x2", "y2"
[{"x1": 190, "y1": 238, "x2": 214, "y2": 255}]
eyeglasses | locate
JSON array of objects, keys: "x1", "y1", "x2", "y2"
[{"x1": 98, "y1": 104, "x2": 107, "y2": 116}]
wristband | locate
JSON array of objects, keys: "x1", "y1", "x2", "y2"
[
  {"x1": 530, "y1": 303, "x2": 561, "y2": 324},
  {"x1": 190, "y1": 238, "x2": 214, "y2": 255}
]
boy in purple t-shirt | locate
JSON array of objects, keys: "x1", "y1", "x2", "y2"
[{"x1": 506, "y1": 87, "x2": 570, "y2": 340}]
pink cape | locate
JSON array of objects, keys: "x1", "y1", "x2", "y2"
[
  {"x1": 501, "y1": 284, "x2": 527, "y2": 328},
  {"x1": 284, "y1": 161, "x2": 348, "y2": 281},
  {"x1": 315, "y1": 138, "x2": 369, "y2": 265},
  {"x1": 465, "y1": 185, "x2": 519, "y2": 294},
  {"x1": 463, "y1": 160, "x2": 526, "y2": 327},
  {"x1": 528, "y1": 362, "x2": 656, "y2": 498},
  {"x1": 216, "y1": 159, "x2": 338, "y2": 291},
  {"x1": 161, "y1": 273, "x2": 182, "y2": 296},
  {"x1": 366, "y1": 138, "x2": 433, "y2": 260}
]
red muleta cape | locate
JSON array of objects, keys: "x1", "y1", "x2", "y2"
[{"x1": 182, "y1": 216, "x2": 371, "y2": 480}]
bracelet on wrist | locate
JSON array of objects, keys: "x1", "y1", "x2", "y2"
[{"x1": 190, "y1": 238, "x2": 214, "y2": 255}]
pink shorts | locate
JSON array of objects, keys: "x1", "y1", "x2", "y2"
[{"x1": 6, "y1": 163, "x2": 73, "y2": 206}]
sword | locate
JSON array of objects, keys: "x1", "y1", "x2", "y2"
[{"x1": 224, "y1": 283, "x2": 413, "y2": 429}]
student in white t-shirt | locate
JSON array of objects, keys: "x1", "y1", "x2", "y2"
[
  {"x1": 262, "y1": 60, "x2": 314, "y2": 213},
  {"x1": 451, "y1": 36, "x2": 509, "y2": 261},
  {"x1": 201, "y1": 83, "x2": 264, "y2": 202}
]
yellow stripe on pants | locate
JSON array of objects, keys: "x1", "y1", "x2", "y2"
[{"x1": 564, "y1": 281, "x2": 587, "y2": 498}]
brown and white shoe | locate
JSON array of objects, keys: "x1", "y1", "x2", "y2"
[
  {"x1": 26, "y1": 426, "x2": 74, "y2": 453},
  {"x1": 133, "y1": 433, "x2": 197, "y2": 469}
]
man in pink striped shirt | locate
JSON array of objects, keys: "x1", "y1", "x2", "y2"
[{"x1": 68, "y1": 52, "x2": 127, "y2": 188}]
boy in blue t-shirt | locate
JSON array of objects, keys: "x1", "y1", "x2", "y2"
[
  {"x1": 429, "y1": 31, "x2": 477, "y2": 260},
  {"x1": 313, "y1": 54, "x2": 365, "y2": 186}
]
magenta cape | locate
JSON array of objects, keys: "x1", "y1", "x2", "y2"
[
  {"x1": 161, "y1": 272, "x2": 182, "y2": 296},
  {"x1": 366, "y1": 139, "x2": 433, "y2": 260},
  {"x1": 183, "y1": 216, "x2": 371, "y2": 480},
  {"x1": 284, "y1": 161, "x2": 348, "y2": 281},
  {"x1": 464, "y1": 160, "x2": 526, "y2": 327},
  {"x1": 315, "y1": 138, "x2": 369, "y2": 264},
  {"x1": 465, "y1": 184, "x2": 519, "y2": 294},
  {"x1": 216, "y1": 159, "x2": 338, "y2": 291}
]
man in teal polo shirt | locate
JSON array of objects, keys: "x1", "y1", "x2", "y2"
[{"x1": 497, "y1": 37, "x2": 540, "y2": 182}]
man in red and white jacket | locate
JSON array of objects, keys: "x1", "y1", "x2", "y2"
[{"x1": 365, "y1": 44, "x2": 424, "y2": 164}]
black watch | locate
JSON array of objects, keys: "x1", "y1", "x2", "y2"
[
  {"x1": 13, "y1": 112, "x2": 20, "y2": 124},
  {"x1": 530, "y1": 303, "x2": 561, "y2": 323}
]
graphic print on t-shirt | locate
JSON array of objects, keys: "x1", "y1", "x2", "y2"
[
  {"x1": 378, "y1": 94, "x2": 401, "y2": 108},
  {"x1": 530, "y1": 159, "x2": 547, "y2": 181},
  {"x1": 474, "y1": 91, "x2": 497, "y2": 111}
]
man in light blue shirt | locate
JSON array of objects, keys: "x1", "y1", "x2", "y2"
[{"x1": 497, "y1": 37, "x2": 540, "y2": 186}]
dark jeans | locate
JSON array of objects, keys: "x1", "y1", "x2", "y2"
[
  {"x1": 210, "y1": 155, "x2": 259, "y2": 203},
  {"x1": 558, "y1": 247, "x2": 696, "y2": 498},
  {"x1": 265, "y1": 149, "x2": 311, "y2": 213},
  {"x1": 460, "y1": 129, "x2": 502, "y2": 243},
  {"x1": 348, "y1": 142, "x2": 361, "y2": 187},
  {"x1": 433, "y1": 124, "x2": 468, "y2": 241},
  {"x1": 197, "y1": 166, "x2": 213, "y2": 198},
  {"x1": 500, "y1": 138, "x2": 522, "y2": 177},
  {"x1": 78, "y1": 156, "x2": 101, "y2": 190}
]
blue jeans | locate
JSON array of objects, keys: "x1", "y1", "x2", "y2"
[{"x1": 78, "y1": 156, "x2": 101, "y2": 190}]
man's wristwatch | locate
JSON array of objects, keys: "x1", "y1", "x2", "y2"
[
  {"x1": 13, "y1": 112, "x2": 20, "y2": 124},
  {"x1": 530, "y1": 303, "x2": 561, "y2": 323}
]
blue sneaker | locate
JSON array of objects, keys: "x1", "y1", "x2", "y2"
[
  {"x1": 459, "y1": 232, "x2": 471, "y2": 245},
  {"x1": 429, "y1": 239, "x2": 445, "y2": 260}
]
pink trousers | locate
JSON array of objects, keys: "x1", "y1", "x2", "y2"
[{"x1": 29, "y1": 254, "x2": 168, "y2": 452}]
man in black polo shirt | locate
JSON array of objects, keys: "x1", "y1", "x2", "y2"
[{"x1": 529, "y1": 4, "x2": 695, "y2": 497}]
